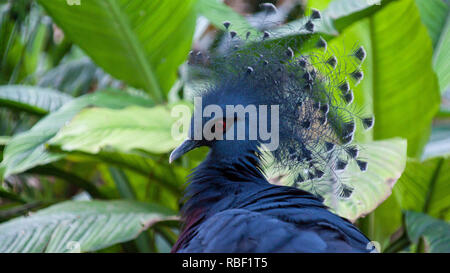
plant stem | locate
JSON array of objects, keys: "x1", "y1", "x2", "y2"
[
  {"x1": 109, "y1": 167, "x2": 155, "y2": 253},
  {"x1": 384, "y1": 233, "x2": 410, "y2": 253}
]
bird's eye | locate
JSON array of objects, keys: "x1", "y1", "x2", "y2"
[
  {"x1": 210, "y1": 118, "x2": 229, "y2": 135},
  {"x1": 221, "y1": 119, "x2": 227, "y2": 131}
]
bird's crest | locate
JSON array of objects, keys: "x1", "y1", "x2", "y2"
[{"x1": 186, "y1": 5, "x2": 373, "y2": 198}]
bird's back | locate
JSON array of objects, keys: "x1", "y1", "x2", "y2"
[{"x1": 173, "y1": 183, "x2": 371, "y2": 253}]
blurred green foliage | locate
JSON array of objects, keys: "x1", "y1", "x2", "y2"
[{"x1": 0, "y1": 0, "x2": 448, "y2": 253}]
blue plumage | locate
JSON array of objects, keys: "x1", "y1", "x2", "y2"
[{"x1": 172, "y1": 152, "x2": 370, "y2": 252}]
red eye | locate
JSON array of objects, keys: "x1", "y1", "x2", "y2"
[{"x1": 210, "y1": 119, "x2": 227, "y2": 134}]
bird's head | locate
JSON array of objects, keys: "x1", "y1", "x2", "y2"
[
  {"x1": 169, "y1": 10, "x2": 374, "y2": 190},
  {"x1": 170, "y1": 76, "x2": 278, "y2": 163}
]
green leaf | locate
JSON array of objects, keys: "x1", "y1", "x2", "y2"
[
  {"x1": 0, "y1": 200, "x2": 175, "y2": 253},
  {"x1": 0, "y1": 85, "x2": 72, "y2": 115},
  {"x1": 372, "y1": 155, "x2": 450, "y2": 247},
  {"x1": 195, "y1": 0, "x2": 258, "y2": 37},
  {"x1": 37, "y1": 58, "x2": 103, "y2": 96},
  {"x1": 275, "y1": 0, "x2": 397, "y2": 38},
  {"x1": 0, "y1": 90, "x2": 153, "y2": 178},
  {"x1": 63, "y1": 150, "x2": 185, "y2": 196},
  {"x1": 44, "y1": 102, "x2": 191, "y2": 195},
  {"x1": 37, "y1": 0, "x2": 198, "y2": 102},
  {"x1": 311, "y1": 139, "x2": 406, "y2": 222},
  {"x1": 0, "y1": 136, "x2": 10, "y2": 146},
  {"x1": 106, "y1": 167, "x2": 154, "y2": 253},
  {"x1": 414, "y1": 0, "x2": 449, "y2": 48},
  {"x1": 108, "y1": 167, "x2": 137, "y2": 200},
  {"x1": 326, "y1": 0, "x2": 396, "y2": 33},
  {"x1": 306, "y1": 0, "x2": 333, "y2": 11},
  {"x1": 433, "y1": 16, "x2": 450, "y2": 93},
  {"x1": 370, "y1": 193, "x2": 403, "y2": 247},
  {"x1": 48, "y1": 103, "x2": 190, "y2": 155},
  {"x1": 394, "y1": 156, "x2": 450, "y2": 220},
  {"x1": 328, "y1": 0, "x2": 440, "y2": 157},
  {"x1": 27, "y1": 165, "x2": 106, "y2": 199},
  {"x1": 270, "y1": 138, "x2": 407, "y2": 222},
  {"x1": 327, "y1": 139, "x2": 407, "y2": 222},
  {"x1": 0, "y1": 187, "x2": 26, "y2": 203},
  {"x1": 405, "y1": 211, "x2": 450, "y2": 253},
  {"x1": 423, "y1": 124, "x2": 450, "y2": 159},
  {"x1": 414, "y1": 0, "x2": 449, "y2": 95}
]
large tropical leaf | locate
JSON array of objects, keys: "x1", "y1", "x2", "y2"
[
  {"x1": 0, "y1": 187, "x2": 25, "y2": 203},
  {"x1": 306, "y1": 0, "x2": 334, "y2": 11},
  {"x1": 414, "y1": 0, "x2": 449, "y2": 48},
  {"x1": 422, "y1": 125, "x2": 450, "y2": 160},
  {"x1": 195, "y1": 0, "x2": 257, "y2": 37},
  {"x1": 48, "y1": 104, "x2": 190, "y2": 155},
  {"x1": 327, "y1": 0, "x2": 440, "y2": 157},
  {"x1": 0, "y1": 200, "x2": 175, "y2": 253},
  {"x1": 414, "y1": 0, "x2": 449, "y2": 95},
  {"x1": 37, "y1": 0, "x2": 198, "y2": 102},
  {"x1": 433, "y1": 16, "x2": 450, "y2": 94},
  {"x1": 45, "y1": 103, "x2": 191, "y2": 193},
  {"x1": 0, "y1": 136, "x2": 10, "y2": 146},
  {"x1": 62, "y1": 150, "x2": 186, "y2": 196},
  {"x1": 324, "y1": 0, "x2": 396, "y2": 33},
  {"x1": 324, "y1": 139, "x2": 407, "y2": 222},
  {"x1": 0, "y1": 85, "x2": 72, "y2": 115},
  {"x1": 38, "y1": 58, "x2": 115, "y2": 96},
  {"x1": 270, "y1": 138, "x2": 407, "y2": 222},
  {"x1": 28, "y1": 165, "x2": 106, "y2": 199},
  {"x1": 275, "y1": 0, "x2": 397, "y2": 38},
  {"x1": 394, "y1": 156, "x2": 450, "y2": 220},
  {"x1": 0, "y1": 90, "x2": 153, "y2": 179},
  {"x1": 0, "y1": 3, "x2": 48, "y2": 84},
  {"x1": 405, "y1": 211, "x2": 450, "y2": 253},
  {"x1": 371, "y1": 155, "x2": 450, "y2": 247}
]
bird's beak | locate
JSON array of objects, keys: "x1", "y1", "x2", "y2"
[{"x1": 169, "y1": 139, "x2": 199, "y2": 163}]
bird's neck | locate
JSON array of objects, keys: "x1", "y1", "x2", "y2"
[{"x1": 181, "y1": 149, "x2": 268, "y2": 221}]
